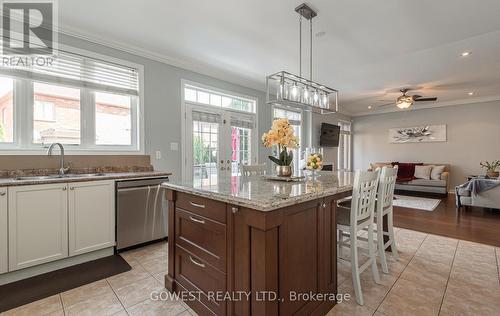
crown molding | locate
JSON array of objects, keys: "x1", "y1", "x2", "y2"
[
  {"x1": 55, "y1": 24, "x2": 267, "y2": 93},
  {"x1": 351, "y1": 95, "x2": 500, "y2": 117}
]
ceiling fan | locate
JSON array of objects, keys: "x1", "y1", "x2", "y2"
[{"x1": 378, "y1": 88, "x2": 438, "y2": 109}]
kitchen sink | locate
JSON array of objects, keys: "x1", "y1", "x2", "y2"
[{"x1": 15, "y1": 173, "x2": 106, "y2": 181}]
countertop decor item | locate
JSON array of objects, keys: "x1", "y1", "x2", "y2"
[
  {"x1": 480, "y1": 160, "x2": 500, "y2": 178},
  {"x1": 306, "y1": 147, "x2": 324, "y2": 178},
  {"x1": 265, "y1": 3, "x2": 339, "y2": 114},
  {"x1": 262, "y1": 118, "x2": 299, "y2": 177}
]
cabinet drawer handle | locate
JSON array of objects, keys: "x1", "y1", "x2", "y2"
[
  {"x1": 62, "y1": 187, "x2": 67, "y2": 191},
  {"x1": 0, "y1": 192, "x2": 5, "y2": 196},
  {"x1": 189, "y1": 256, "x2": 206, "y2": 268},
  {"x1": 70, "y1": 187, "x2": 74, "y2": 190},
  {"x1": 189, "y1": 216, "x2": 205, "y2": 224},
  {"x1": 189, "y1": 201, "x2": 205, "y2": 209}
]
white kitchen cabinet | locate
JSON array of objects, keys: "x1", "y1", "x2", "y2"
[
  {"x1": 68, "y1": 180, "x2": 115, "y2": 256},
  {"x1": 0, "y1": 187, "x2": 7, "y2": 274},
  {"x1": 8, "y1": 183, "x2": 68, "y2": 271}
]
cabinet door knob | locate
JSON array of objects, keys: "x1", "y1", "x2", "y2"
[
  {"x1": 62, "y1": 187, "x2": 67, "y2": 191},
  {"x1": 70, "y1": 187, "x2": 74, "y2": 190},
  {"x1": 232, "y1": 207, "x2": 239, "y2": 214},
  {"x1": 0, "y1": 192, "x2": 6, "y2": 196}
]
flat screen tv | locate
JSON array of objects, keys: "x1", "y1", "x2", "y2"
[{"x1": 320, "y1": 123, "x2": 340, "y2": 147}]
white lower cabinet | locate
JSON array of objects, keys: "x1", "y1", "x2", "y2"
[
  {"x1": 68, "y1": 180, "x2": 115, "y2": 256},
  {"x1": 0, "y1": 187, "x2": 7, "y2": 274},
  {"x1": 8, "y1": 183, "x2": 68, "y2": 271}
]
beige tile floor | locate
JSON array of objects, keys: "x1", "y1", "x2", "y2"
[{"x1": 2, "y1": 228, "x2": 500, "y2": 316}]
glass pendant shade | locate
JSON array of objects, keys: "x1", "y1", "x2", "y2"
[{"x1": 266, "y1": 71, "x2": 339, "y2": 114}]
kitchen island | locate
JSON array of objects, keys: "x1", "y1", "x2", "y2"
[{"x1": 162, "y1": 172, "x2": 354, "y2": 316}]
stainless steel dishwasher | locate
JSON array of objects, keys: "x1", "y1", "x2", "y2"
[{"x1": 116, "y1": 177, "x2": 169, "y2": 251}]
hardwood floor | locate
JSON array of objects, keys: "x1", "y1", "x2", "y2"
[{"x1": 393, "y1": 193, "x2": 500, "y2": 247}]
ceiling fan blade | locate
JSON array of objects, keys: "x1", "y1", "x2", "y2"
[
  {"x1": 414, "y1": 97, "x2": 437, "y2": 102},
  {"x1": 378, "y1": 102, "x2": 394, "y2": 107}
]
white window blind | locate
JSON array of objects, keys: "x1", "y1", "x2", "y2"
[
  {"x1": 0, "y1": 50, "x2": 139, "y2": 95},
  {"x1": 230, "y1": 116, "x2": 254, "y2": 129},
  {"x1": 192, "y1": 111, "x2": 221, "y2": 123}
]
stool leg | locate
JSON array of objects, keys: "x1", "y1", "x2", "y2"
[
  {"x1": 377, "y1": 216, "x2": 389, "y2": 273},
  {"x1": 388, "y1": 210, "x2": 399, "y2": 260},
  {"x1": 350, "y1": 229, "x2": 364, "y2": 305},
  {"x1": 368, "y1": 224, "x2": 381, "y2": 284}
]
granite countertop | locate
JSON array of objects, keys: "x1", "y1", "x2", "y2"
[
  {"x1": 0, "y1": 171, "x2": 172, "y2": 187},
  {"x1": 162, "y1": 171, "x2": 354, "y2": 212}
]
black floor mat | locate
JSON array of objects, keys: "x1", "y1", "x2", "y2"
[{"x1": 0, "y1": 254, "x2": 131, "y2": 312}]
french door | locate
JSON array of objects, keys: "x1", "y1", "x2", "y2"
[{"x1": 184, "y1": 103, "x2": 256, "y2": 185}]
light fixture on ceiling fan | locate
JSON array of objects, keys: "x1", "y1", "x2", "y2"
[
  {"x1": 266, "y1": 3, "x2": 338, "y2": 114},
  {"x1": 380, "y1": 88, "x2": 438, "y2": 109}
]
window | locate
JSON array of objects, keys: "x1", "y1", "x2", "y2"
[
  {"x1": 273, "y1": 107, "x2": 303, "y2": 174},
  {"x1": 33, "y1": 83, "x2": 80, "y2": 144},
  {"x1": 338, "y1": 121, "x2": 352, "y2": 171},
  {"x1": 34, "y1": 101, "x2": 56, "y2": 121},
  {"x1": 95, "y1": 92, "x2": 132, "y2": 145},
  {"x1": 0, "y1": 77, "x2": 14, "y2": 143},
  {"x1": 184, "y1": 84, "x2": 256, "y2": 113},
  {"x1": 0, "y1": 47, "x2": 142, "y2": 151}
]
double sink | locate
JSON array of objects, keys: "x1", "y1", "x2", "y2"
[{"x1": 15, "y1": 173, "x2": 107, "y2": 181}]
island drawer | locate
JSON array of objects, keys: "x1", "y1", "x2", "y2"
[
  {"x1": 175, "y1": 208, "x2": 226, "y2": 272},
  {"x1": 175, "y1": 245, "x2": 226, "y2": 315},
  {"x1": 176, "y1": 192, "x2": 226, "y2": 223}
]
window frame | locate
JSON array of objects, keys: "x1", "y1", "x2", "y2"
[
  {"x1": 180, "y1": 79, "x2": 259, "y2": 181},
  {"x1": 0, "y1": 45, "x2": 144, "y2": 154},
  {"x1": 337, "y1": 120, "x2": 352, "y2": 171},
  {"x1": 272, "y1": 105, "x2": 304, "y2": 175}
]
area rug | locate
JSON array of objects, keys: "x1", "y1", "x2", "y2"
[
  {"x1": 0, "y1": 255, "x2": 131, "y2": 312},
  {"x1": 393, "y1": 195, "x2": 441, "y2": 211}
]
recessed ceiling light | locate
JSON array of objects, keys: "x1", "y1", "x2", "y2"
[
  {"x1": 461, "y1": 51, "x2": 471, "y2": 57},
  {"x1": 468, "y1": 92, "x2": 474, "y2": 96},
  {"x1": 368, "y1": 106, "x2": 372, "y2": 109}
]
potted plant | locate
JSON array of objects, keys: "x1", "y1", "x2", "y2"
[
  {"x1": 262, "y1": 118, "x2": 299, "y2": 177},
  {"x1": 480, "y1": 160, "x2": 500, "y2": 178}
]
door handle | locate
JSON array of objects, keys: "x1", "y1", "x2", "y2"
[
  {"x1": 189, "y1": 256, "x2": 206, "y2": 268},
  {"x1": 189, "y1": 201, "x2": 205, "y2": 208},
  {"x1": 189, "y1": 216, "x2": 205, "y2": 224}
]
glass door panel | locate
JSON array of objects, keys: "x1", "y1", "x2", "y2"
[
  {"x1": 230, "y1": 126, "x2": 252, "y2": 176},
  {"x1": 192, "y1": 119, "x2": 220, "y2": 186},
  {"x1": 185, "y1": 104, "x2": 256, "y2": 182}
]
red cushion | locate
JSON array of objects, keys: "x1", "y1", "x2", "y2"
[{"x1": 396, "y1": 163, "x2": 423, "y2": 182}]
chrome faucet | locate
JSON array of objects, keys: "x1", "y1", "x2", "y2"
[{"x1": 48, "y1": 143, "x2": 70, "y2": 176}]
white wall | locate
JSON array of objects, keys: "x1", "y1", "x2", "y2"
[
  {"x1": 59, "y1": 34, "x2": 272, "y2": 181},
  {"x1": 353, "y1": 101, "x2": 500, "y2": 189},
  {"x1": 311, "y1": 112, "x2": 352, "y2": 169}
]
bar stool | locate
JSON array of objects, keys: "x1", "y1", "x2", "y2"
[{"x1": 337, "y1": 170, "x2": 381, "y2": 305}]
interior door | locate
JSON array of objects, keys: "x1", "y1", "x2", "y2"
[
  {"x1": 185, "y1": 104, "x2": 257, "y2": 183},
  {"x1": 186, "y1": 104, "x2": 224, "y2": 186}
]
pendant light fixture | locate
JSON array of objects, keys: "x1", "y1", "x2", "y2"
[{"x1": 266, "y1": 3, "x2": 338, "y2": 114}]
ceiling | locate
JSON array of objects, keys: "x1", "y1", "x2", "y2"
[{"x1": 58, "y1": 0, "x2": 500, "y2": 116}]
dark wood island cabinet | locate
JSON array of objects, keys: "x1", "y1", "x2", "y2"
[{"x1": 162, "y1": 172, "x2": 354, "y2": 316}]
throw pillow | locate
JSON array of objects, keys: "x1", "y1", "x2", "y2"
[
  {"x1": 396, "y1": 163, "x2": 423, "y2": 182},
  {"x1": 370, "y1": 163, "x2": 391, "y2": 170},
  {"x1": 431, "y1": 165, "x2": 446, "y2": 180},
  {"x1": 414, "y1": 165, "x2": 433, "y2": 180}
]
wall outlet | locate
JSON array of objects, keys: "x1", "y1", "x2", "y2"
[
  {"x1": 155, "y1": 151, "x2": 162, "y2": 159},
  {"x1": 170, "y1": 142, "x2": 179, "y2": 151}
]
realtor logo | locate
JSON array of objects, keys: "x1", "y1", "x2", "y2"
[{"x1": 1, "y1": 0, "x2": 58, "y2": 55}]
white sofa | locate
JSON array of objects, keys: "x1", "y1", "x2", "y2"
[{"x1": 369, "y1": 163, "x2": 450, "y2": 195}]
